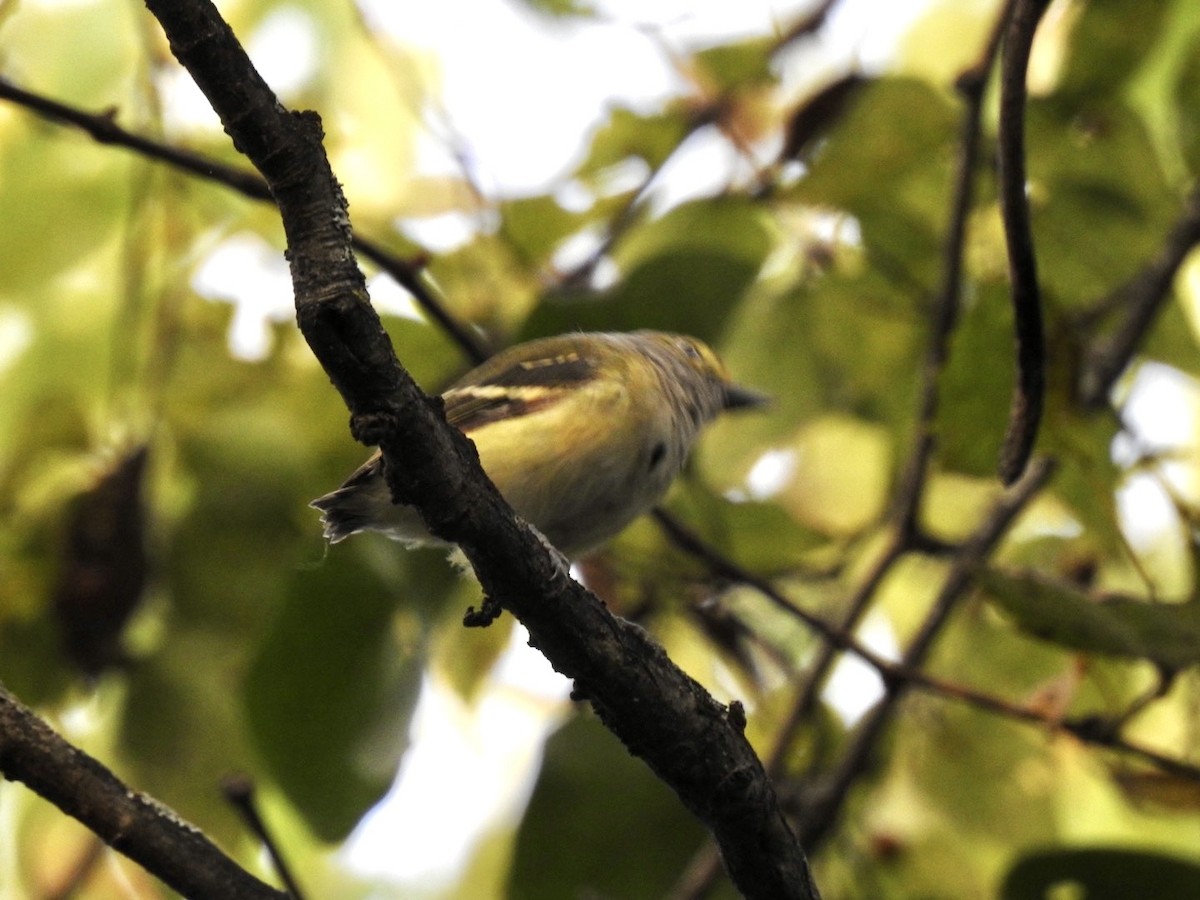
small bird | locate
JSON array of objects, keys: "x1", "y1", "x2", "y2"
[{"x1": 311, "y1": 330, "x2": 765, "y2": 557}]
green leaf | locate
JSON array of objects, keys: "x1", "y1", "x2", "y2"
[
  {"x1": 499, "y1": 195, "x2": 584, "y2": 270},
  {"x1": 980, "y1": 568, "x2": 1200, "y2": 670},
  {"x1": 576, "y1": 105, "x2": 694, "y2": 178},
  {"x1": 523, "y1": 196, "x2": 772, "y2": 343},
  {"x1": 243, "y1": 554, "x2": 425, "y2": 841},
  {"x1": 1002, "y1": 847, "x2": 1200, "y2": 900},
  {"x1": 936, "y1": 282, "x2": 1016, "y2": 476},
  {"x1": 1175, "y1": 40, "x2": 1200, "y2": 174},
  {"x1": 507, "y1": 715, "x2": 708, "y2": 899},
  {"x1": 1058, "y1": 0, "x2": 1169, "y2": 101},
  {"x1": 789, "y1": 76, "x2": 959, "y2": 269},
  {"x1": 692, "y1": 37, "x2": 776, "y2": 91},
  {"x1": 1027, "y1": 102, "x2": 1176, "y2": 306}
]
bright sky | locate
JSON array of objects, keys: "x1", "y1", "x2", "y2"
[{"x1": 355, "y1": 0, "x2": 930, "y2": 195}]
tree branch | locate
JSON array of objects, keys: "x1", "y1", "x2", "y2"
[
  {"x1": 797, "y1": 457, "x2": 1055, "y2": 848},
  {"x1": 139, "y1": 1, "x2": 819, "y2": 896},
  {"x1": 656, "y1": 506, "x2": 1199, "y2": 783},
  {"x1": 0, "y1": 74, "x2": 490, "y2": 365},
  {"x1": 0, "y1": 683, "x2": 287, "y2": 900},
  {"x1": 763, "y1": 0, "x2": 1022, "y2": 794},
  {"x1": 893, "y1": 0, "x2": 1021, "y2": 531},
  {"x1": 996, "y1": 0, "x2": 1051, "y2": 484},
  {"x1": 1076, "y1": 184, "x2": 1200, "y2": 407}
]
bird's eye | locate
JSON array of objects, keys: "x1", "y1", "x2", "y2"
[{"x1": 677, "y1": 338, "x2": 702, "y2": 360}]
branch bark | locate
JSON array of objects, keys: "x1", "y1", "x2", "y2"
[
  {"x1": 996, "y1": 0, "x2": 1052, "y2": 484},
  {"x1": 0, "y1": 684, "x2": 287, "y2": 900},
  {"x1": 140, "y1": 0, "x2": 819, "y2": 896}
]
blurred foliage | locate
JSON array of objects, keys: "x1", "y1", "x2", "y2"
[
  {"x1": 507, "y1": 716, "x2": 716, "y2": 900},
  {"x1": 2, "y1": 0, "x2": 1200, "y2": 898}
]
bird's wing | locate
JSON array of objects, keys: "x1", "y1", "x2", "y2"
[{"x1": 444, "y1": 342, "x2": 601, "y2": 433}]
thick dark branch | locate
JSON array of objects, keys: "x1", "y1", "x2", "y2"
[
  {"x1": 0, "y1": 684, "x2": 287, "y2": 900},
  {"x1": 140, "y1": 1, "x2": 818, "y2": 896},
  {"x1": 1077, "y1": 184, "x2": 1200, "y2": 407},
  {"x1": 0, "y1": 75, "x2": 489, "y2": 364},
  {"x1": 996, "y1": 0, "x2": 1051, "y2": 484}
]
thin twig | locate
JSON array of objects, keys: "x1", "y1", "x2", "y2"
[
  {"x1": 222, "y1": 775, "x2": 305, "y2": 900},
  {"x1": 995, "y1": 0, "x2": 1051, "y2": 484},
  {"x1": 659, "y1": 460, "x2": 1200, "y2": 897},
  {"x1": 893, "y1": 0, "x2": 1021, "y2": 533},
  {"x1": 0, "y1": 75, "x2": 490, "y2": 365},
  {"x1": 655, "y1": 507, "x2": 1200, "y2": 781},
  {"x1": 1077, "y1": 184, "x2": 1200, "y2": 407},
  {"x1": 797, "y1": 458, "x2": 1055, "y2": 848}
]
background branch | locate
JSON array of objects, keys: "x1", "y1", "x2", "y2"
[
  {"x1": 796, "y1": 457, "x2": 1055, "y2": 849},
  {"x1": 0, "y1": 75, "x2": 490, "y2": 365},
  {"x1": 0, "y1": 683, "x2": 287, "y2": 900},
  {"x1": 1076, "y1": 184, "x2": 1200, "y2": 407},
  {"x1": 996, "y1": 0, "x2": 1051, "y2": 484}
]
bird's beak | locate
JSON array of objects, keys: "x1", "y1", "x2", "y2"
[{"x1": 723, "y1": 383, "x2": 771, "y2": 411}]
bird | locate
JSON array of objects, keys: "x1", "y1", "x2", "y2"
[{"x1": 311, "y1": 330, "x2": 765, "y2": 558}]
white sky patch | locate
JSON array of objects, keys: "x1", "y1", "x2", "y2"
[
  {"x1": 549, "y1": 224, "x2": 606, "y2": 275},
  {"x1": 1116, "y1": 362, "x2": 1198, "y2": 458},
  {"x1": 396, "y1": 210, "x2": 480, "y2": 254},
  {"x1": 358, "y1": 0, "x2": 684, "y2": 195},
  {"x1": 1104, "y1": 362, "x2": 1200, "y2": 554},
  {"x1": 0, "y1": 307, "x2": 33, "y2": 377},
  {"x1": 366, "y1": 272, "x2": 426, "y2": 321},
  {"x1": 246, "y1": 7, "x2": 320, "y2": 99},
  {"x1": 343, "y1": 627, "x2": 569, "y2": 888},
  {"x1": 745, "y1": 448, "x2": 799, "y2": 500},
  {"x1": 1116, "y1": 475, "x2": 1178, "y2": 552},
  {"x1": 825, "y1": 613, "x2": 896, "y2": 726},
  {"x1": 156, "y1": 66, "x2": 223, "y2": 135},
  {"x1": 191, "y1": 233, "x2": 294, "y2": 360},
  {"x1": 1111, "y1": 362, "x2": 1200, "y2": 546},
  {"x1": 824, "y1": 0, "x2": 936, "y2": 72},
  {"x1": 644, "y1": 126, "x2": 745, "y2": 214},
  {"x1": 553, "y1": 178, "x2": 598, "y2": 213}
]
